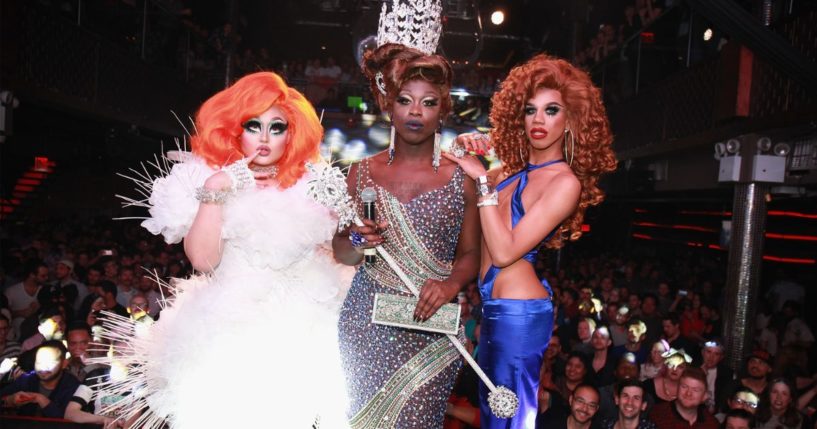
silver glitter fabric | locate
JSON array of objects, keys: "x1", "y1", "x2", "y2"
[
  {"x1": 487, "y1": 386, "x2": 520, "y2": 419},
  {"x1": 305, "y1": 162, "x2": 357, "y2": 231},
  {"x1": 339, "y1": 159, "x2": 465, "y2": 429}
]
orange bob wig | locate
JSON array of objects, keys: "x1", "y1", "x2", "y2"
[{"x1": 191, "y1": 72, "x2": 323, "y2": 189}]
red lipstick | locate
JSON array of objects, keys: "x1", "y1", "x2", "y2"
[{"x1": 530, "y1": 127, "x2": 548, "y2": 139}]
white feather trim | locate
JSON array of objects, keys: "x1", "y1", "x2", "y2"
[{"x1": 140, "y1": 158, "x2": 214, "y2": 244}]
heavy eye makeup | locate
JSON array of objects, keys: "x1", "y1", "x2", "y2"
[
  {"x1": 242, "y1": 119, "x2": 288, "y2": 135},
  {"x1": 524, "y1": 104, "x2": 563, "y2": 116},
  {"x1": 396, "y1": 95, "x2": 439, "y2": 107},
  {"x1": 421, "y1": 97, "x2": 439, "y2": 107}
]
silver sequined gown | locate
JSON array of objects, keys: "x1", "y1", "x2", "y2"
[{"x1": 339, "y1": 159, "x2": 465, "y2": 429}]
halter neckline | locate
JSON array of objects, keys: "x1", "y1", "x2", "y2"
[{"x1": 526, "y1": 159, "x2": 565, "y2": 171}]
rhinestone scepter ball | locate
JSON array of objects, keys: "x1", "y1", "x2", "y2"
[{"x1": 488, "y1": 386, "x2": 519, "y2": 418}]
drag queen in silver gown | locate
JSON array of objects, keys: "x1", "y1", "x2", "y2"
[{"x1": 332, "y1": 3, "x2": 481, "y2": 426}]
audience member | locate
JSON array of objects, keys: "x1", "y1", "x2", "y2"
[
  {"x1": 4, "y1": 262, "x2": 48, "y2": 340},
  {"x1": 755, "y1": 378, "x2": 803, "y2": 429},
  {"x1": 537, "y1": 383, "x2": 602, "y2": 429},
  {"x1": 722, "y1": 409, "x2": 755, "y2": 429},
  {"x1": 714, "y1": 387, "x2": 759, "y2": 423},
  {"x1": 0, "y1": 340, "x2": 80, "y2": 418},
  {"x1": 650, "y1": 367, "x2": 719, "y2": 429},
  {"x1": 644, "y1": 348, "x2": 692, "y2": 404},
  {"x1": 601, "y1": 379, "x2": 657, "y2": 429},
  {"x1": 700, "y1": 339, "x2": 734, "y2": 414}
]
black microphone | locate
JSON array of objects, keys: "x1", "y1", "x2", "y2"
[{"x1": 360, "y1": 187, "x2": 377, "y2": 264}]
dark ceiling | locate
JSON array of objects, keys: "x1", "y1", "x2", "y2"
[{"x1": 213, "y1": 0, "x2": 581, "y2": 67}]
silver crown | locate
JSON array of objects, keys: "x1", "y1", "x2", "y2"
[{"x1": 376, "y1": 0, "x2": 443, "y2": 55}]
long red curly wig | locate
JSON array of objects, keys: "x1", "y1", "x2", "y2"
[
  {"x1": 191, "y1": 72, "x2": 322, "y2": 189},
  {"x1": 489, "y1": 54, "x2": 617, "y2": 248}
]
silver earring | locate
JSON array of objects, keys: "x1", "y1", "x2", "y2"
[
  {"x1": 432, "y1": 122, "x2": 442, "y2": 172},
  {"x1": 388, "y1": 125, "x2": 396, "y2": 165},
  {"x1": 519, "y1": 146, "x2": 526, "y2": 164}
]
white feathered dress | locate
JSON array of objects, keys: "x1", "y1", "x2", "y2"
[{"x1": 100, "y1": 156, "x2": 351, "y2": 429}]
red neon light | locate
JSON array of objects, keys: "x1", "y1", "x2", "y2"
[
  {"x1": 763, "y1": 255, "x2": 816, "y2": 264},
  {"x1": 633, "y1": 221, "x2": 718, "y2": 233},
  {"x1": 17, "y1": 178, "x2": 41, "y2": 186},
  {"x1": 680, "y1": 210, "x2": 733, "y2": 216},
  {"x1": 674, "y1": 225, "x2": 718, "y2": 232},
  {"x1": 765, "y1": 233, "x2": 817, "y2": 242},
  {"x1": 23, "y1": 172, "x2": 47, "y2": 179},
  {"x1": 13, "y1": 185, "x2": 34, "y2": 192},
  {"x1": 767, "y1": 210, "x2": 817, "y2": 220},
  {"x1": 641, "y1": 32, "x2": 655, "y2": 43},
  {"x1": 581, "y1": 224, "x2": 591, "y2": 232},
  {"x1": 632, "y1": 233, "x2": 653, "y2": 240},
  {"x1": 708, "y1": 244, "x2": 723, "y2": 250},
  {"x1": 34, "y1": 157, "x2": 50, "y2": 171}
]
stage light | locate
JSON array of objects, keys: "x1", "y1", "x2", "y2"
[
  {"x1": 773, "y1": 142, "x2": 791, "y2": 156},
  {"x1": 756, "y1": 136, "x2": 772, "y2": 152},
  {"x1": 726, "y1": 139, "x2": 741, "y2": 154},
  {"x1": 491, "y1": 10, "x2": 504, "y2": 25},
  {"x1": 714, "y1": 142, "x2": 727, "y2": 159},
  {"x1": 703, "y1": 28, "x2": 713, "y2": 41}
]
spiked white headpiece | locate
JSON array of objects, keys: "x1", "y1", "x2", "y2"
[{"x1": 376, "y1": 0, "x2": 443, "y2": 55}]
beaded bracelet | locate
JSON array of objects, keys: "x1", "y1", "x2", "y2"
[
  {"x1": 477, "y1": 191, "x2": 498, "y2": 207},
  {"x1": 195, "y1": 187, "x2": 232, "y2": 205}
]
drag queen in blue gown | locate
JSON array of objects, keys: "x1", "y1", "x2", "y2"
[{"x1": 444, "y1": 54, "x2": 617, "y2": 428}]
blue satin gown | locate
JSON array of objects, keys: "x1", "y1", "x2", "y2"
[{"x1": 478, "y1": 159, "x2": 562, "y2": 429}]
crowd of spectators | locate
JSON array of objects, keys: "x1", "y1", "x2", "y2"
[
  {"x1": 443, "y1": 247, "x2": 815, "y2": 429},
  {"x1": 0, "y1": 217, "x2": 185, "y2": 424},
  {"x1": 0, "y1": 214, "x2": 813, "y2": 427}
]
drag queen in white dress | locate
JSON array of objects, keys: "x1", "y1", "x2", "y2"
[{"x1": 95, "y1": 72, "x2": 350, "y2": 429}]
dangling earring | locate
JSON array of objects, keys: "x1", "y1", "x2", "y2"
[
  {"x1": 563, "y1": 129, "x2": 569, "y2": 162},
  {"x1": 564, "y1": 128, "x2": 575, "y2": 167},
  {"x1": 432, "y1": 121, "x2": 442, "y2": 172},
  {"x1": 388, "y1": 124, "x2": 396, "y2": 165},
  {"x1": 519, "y1": 146, "x2": 526, "y2": 165}
]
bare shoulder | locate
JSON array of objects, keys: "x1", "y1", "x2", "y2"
[
  {"x1": 548, "y1": 170, "x2": 581, "y2": 200},
  {"x1": 529, "y1": 168, "x2": 580, "y2": 202},
  {"x1": 552, "y1": 169, "x2": 581, "y2": 191}
]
